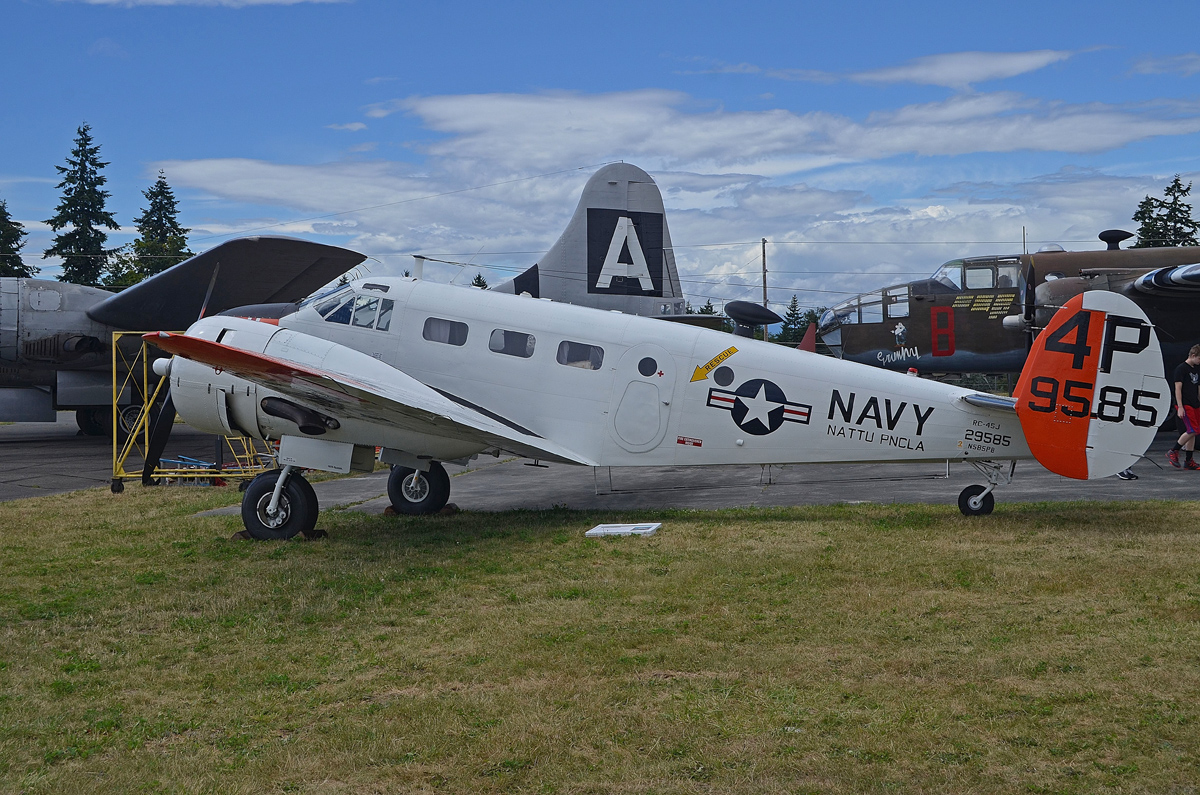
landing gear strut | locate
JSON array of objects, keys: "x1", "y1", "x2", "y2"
[
  {"x1": 388, "y1": 462, "x2": 450, "y2": 515},
  {"x1": 958, "y1": 460, "x2": 1015, "y2": 517},
  {"x1": 241, "y1": 466, "x2": 319, "y2": 539}
]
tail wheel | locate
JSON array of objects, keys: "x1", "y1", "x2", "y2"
[
  {"x1": 388, "y1": 462, "x2": 450, "y2": 515},
  {"x1": 958, "y1": 485, "x2": 995, "y2": 517},
  {"x1": 241, "y1": 469, "x2": 318, "y2": 540}
]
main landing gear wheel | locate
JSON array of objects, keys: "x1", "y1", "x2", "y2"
[
  {"x1": 958, "y1": 485, "x2": 995, "y2": 517},
  {"x1": 76, "y1": 408, "x2": 107, "y2": 436},
  {"x1": 241, "y1": 468, "x2": 318, "y2": 540},
  {"x1": 388, "y1": 462, "x2": 450, "y2": 515}
]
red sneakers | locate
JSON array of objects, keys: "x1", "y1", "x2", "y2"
[
  {"x1": 1168, "y1": 449, "x2": 1182, "y2": 468},
  {"x1": 1187, "y1": 459, "x2": 1200, "y2": 471}
]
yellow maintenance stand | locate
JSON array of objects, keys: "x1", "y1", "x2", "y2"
[{"x1": 110, "y1": 331, "x2": 276, "y2": 493}]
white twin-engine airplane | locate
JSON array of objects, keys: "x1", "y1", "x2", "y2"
[{"x1": 144, "y1": 276, "x2": 1168, "y2": 539}]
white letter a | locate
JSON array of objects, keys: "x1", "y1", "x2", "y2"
[{"x1": 596, "y1": 216, "x2": 652, "y2": 290}]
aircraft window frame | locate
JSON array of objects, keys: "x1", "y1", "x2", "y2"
[
  {"x1": 488, "y1": 329, "x2": 536, "y2": 358},
  {"x1": 886, "y1": 288, "x2": 909, "y2": 318},
  {"x1": 933, "y1": 260, "x2": 964, "y2": 290},
  {"x1": 376, "y1": 299, "x2": 395, "y2": 332},
  {"x1": 964, "y1": 265, "x2": 996, "y2": 290},
  {"x1": 422, "y1": 317, "x2": 468, "y2": 346},
  {"x1": 303, "y1": 285, "x2": 352, "y2": 312},
  {"x1": 996, "y1": 264, "x2": 1021, "y2": 290},
  {"x1": 860, "y1": 299, "x2": 883, "y2": 324},
  {"x1": 323, "y1": 295, "x2": 355, "y2": 325},
  {"x1": 556, "y1": 340, "x2": 604, "y2": 370},
  {"x1": 351, "y1": 295, "x2": 380, "y2": 329}
]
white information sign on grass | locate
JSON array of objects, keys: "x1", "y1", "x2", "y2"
[{"x1": 585, "y1": 523, "x2": 661, "y2": 537}]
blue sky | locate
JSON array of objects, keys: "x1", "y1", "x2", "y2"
[{"x1": 4, "y1": 0, "x2": 1200, "y2": 310}]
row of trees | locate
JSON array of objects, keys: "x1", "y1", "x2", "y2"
[
  {"x1": 1132, "y1": 175, "x2": 1199, "y2": 247},
  {"x1": 0, "y1": 124, "x2": 192, "y2": 284}
]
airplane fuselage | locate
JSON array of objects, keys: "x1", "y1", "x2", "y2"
[{"x1": 178, "y1": 277, "x2": 1036, "y2": 468}]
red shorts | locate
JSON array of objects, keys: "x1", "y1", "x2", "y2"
[{"x1": 1180, "y1": 405, "x2": 1200, "y2": 435}]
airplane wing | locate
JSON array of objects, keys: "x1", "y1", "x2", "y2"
[
  {"x1": 145, "y1": 331, "x2": 598, "y2": 467},
  {"x1": 88, "y1": 237, "x2": 366, "y2": 330}
]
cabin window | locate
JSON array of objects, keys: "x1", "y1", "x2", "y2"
[
  {"x1": 351, "y1": 296, "x2": 379, "y2": 328},
  {"x1": 489, "y1": 329, "x2": 536, "y2": 358},
  {"x1": 997, "y1": 264, "x2": 1021, "y2": 289},
  {"x1": 323, "y1": 296, "x2": 354, "y2": 325},
  {"x1": 376, "y1": 299, "x2": 395, "y2": 332},
  {"x1": 422, "y1": 317, "x2": 468, "y2": 346},
  {"x1": 556, "y1": 340, "x2": 604, "y2": 370},
  {"x1": 964, "y1": 265, "x2": 995, "y2": 290}
]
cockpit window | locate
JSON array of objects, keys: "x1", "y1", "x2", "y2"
[
  {"x1": 304, "y1": 285, "x2": 352, "y2": 312},
  {"x1": 323, "y1": 296, "x2": 354, "y2": 324},
  {"x1": 932, "y1": 260, "x2": 964, "y2": 290},
  {"x1": 376, "y1": 299, "x2": 395, "y2": 332},
  {"x1": 351, "y1": 296, "x2": 379, "y2": 328},
  {"x1": 886, "y1": 287, "x2": 909, "y2": 318}
]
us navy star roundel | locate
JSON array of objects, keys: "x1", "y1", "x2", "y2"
[{"x1": 706, "y1": 379, "x2": 812, "y2": 435}]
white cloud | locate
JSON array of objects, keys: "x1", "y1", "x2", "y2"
[
  {"x1": 684, "y1": 50, "x2": 1078, "y2": 90},
  {"x1": 159, "y1": 88, "x2": 1200, "y2": 309},
  {"x1": 394, "y1": 89, "x2": 1200, "y2": 171},
  {"x1": 847, "y1": 50, "x2": 1075, "y2": 89},
  {"x1": 326, "y1": 122, "x2": 367, "y2": 131},
  {"x1": 1133, "y1": 53, "x2": 1200, "y2": 77}
]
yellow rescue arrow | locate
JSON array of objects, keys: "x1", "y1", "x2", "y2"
[{"x1": 690, "y1": 345, "x2": 738, "y2": 382}]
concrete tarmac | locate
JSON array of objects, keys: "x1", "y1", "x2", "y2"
[
  {"x1": 195, "y1": 434, "x2": 1197, "y2": 518},
  {"x1": 0, "y1": 412, "x2": 225, "y2": 501},
  {"x1": 3, "y1": 414, "x2": 1195, "y2": 511}
]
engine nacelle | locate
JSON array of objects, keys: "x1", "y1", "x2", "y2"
[{"x1": 164, "y1": 316, "x2": 487, "y2": 463}]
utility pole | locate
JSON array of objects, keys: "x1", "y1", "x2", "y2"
[{"x1": 761, "y1": 238, "x2": 768, "y2": 309}]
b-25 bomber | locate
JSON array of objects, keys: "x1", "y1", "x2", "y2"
[{"x1": 818, "y1": 229, "x2": 1200, "y2": 374}]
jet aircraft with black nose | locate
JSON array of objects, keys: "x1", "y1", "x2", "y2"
[{"x1": 817, "y1": 230, "x2": 1200, "y2": 374}]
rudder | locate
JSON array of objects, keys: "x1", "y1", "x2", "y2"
[{"x1": 1014, "y1": 291, "x2": 1168, "y2": 479}]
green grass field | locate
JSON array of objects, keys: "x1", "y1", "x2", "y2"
[{"x1": 1, "y1": 485, "x2": 1198, "y2": 793}]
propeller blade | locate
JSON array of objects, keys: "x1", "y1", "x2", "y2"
[{"x1": 142, "y1": 391, "x2": 177, "y2": 485}]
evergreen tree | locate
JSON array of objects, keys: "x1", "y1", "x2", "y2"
[
  {"x1": 698, "y1": 299, "x2": 716, "y2": 315},
  {"x1": 1132, "y1": 175, "x2": 1200, "y2": 247},
  {"x1": 44, "y1": 124, "x2": 119, "y2": 284},
  {"x1": 471, "y1": 272, "x2": 488, "y2": 289},
  {"x1": 0, "y1": 198, "x2": 35, "y2": 277},
  {"x1": 131, "y1": 171, "x2": 191, "y2": 277},
  {"x1": 102, "y1": 172, "x2": 192, "y2": 287},
  {"x1": 778, "y1": 295, "x2": 804, "y2": 344}
]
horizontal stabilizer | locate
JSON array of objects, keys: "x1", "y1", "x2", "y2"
[
  {"x1": 1014, "y1": 291, "x2": 1168, "y2": 479},
  {"x1": 88, "y1": 236, "x2": 365, "y2": 331}
]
